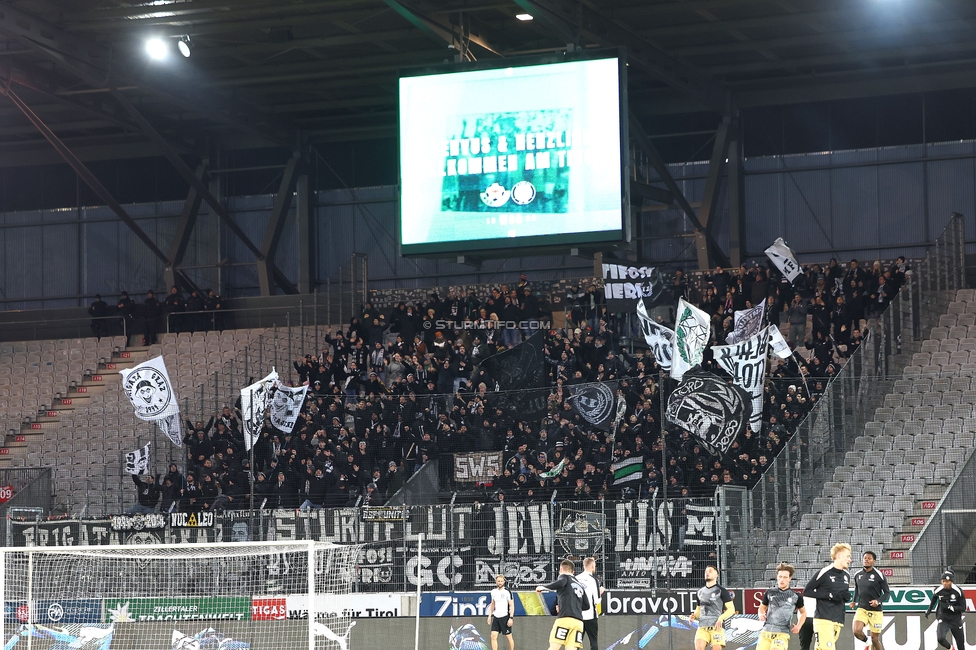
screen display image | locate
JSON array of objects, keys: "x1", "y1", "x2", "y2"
[{"x1": 399, "y1": 54, "x2": 626, "y2": 255}]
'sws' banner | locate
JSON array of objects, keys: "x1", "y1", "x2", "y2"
[
  {"x1": 453, "y1": 452, "x2": 503, "y2": 482},
  {"x1": 636, "y1": 299, "x2": 674, "y2": 370},
  {"x1": 712, "y1": 328, "x2": 770, "y2": 433},
  {"x1": 602, "y1": 263, "x2": 667, "y2": 312},
  {"x1": 119, "y1": 356, "x2": 181, "y2": 446}
]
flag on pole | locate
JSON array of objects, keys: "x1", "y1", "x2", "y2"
[
  {"x1": 241, "y1": 370, "x2": 278, "y2": 450},
  {"x1": 565, "y1": 382, "x2": 616, "y2": 431},
  {"x1": 119, "y1": 356, "x2": 182, "y2": 447},
  {"x1": 712, "y1": 328, "x2": 770, "y2": 433},
  {"x1": 611, "y1": 455, "x2": 644, "y2": 485},
  {"x1": 767, "y1": 325, "x2": 793, "y2": 359},
  {"x1": 636, "y1": 298, "x2": 675, "y2": 370},
  {"x1": 726, "y1": 302, "x2": 766, "y2": 344},
  {"x1": 269, "y1": 381, "x2": 309, "y2": 434},
  {"x1": 539, "y1": 459, "x2": 567, "y2": 480},
  {"x1": 671, "y1": 298, "x2": 711, "y2": 380},
  {"x1": 764, "y1": 238, "x2": 802, "y2": 283},
  {"x1": 124, "y1": 442, "x2": 151, "y2": 475}
]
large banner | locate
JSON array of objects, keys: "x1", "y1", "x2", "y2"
[
  {"x1": 8, "y1": 499, "x2": 721, "y2": 590},
  {"x1": 480, "y1": 331, "x2": 547, "y2": 419},
  {"x1": 119, "y1": 356, "x2": 181, "y2": 446},
  {"x1": 565, "y1": 382, "x2": 617, "y2": 431},
  {"x1": 666, "y1": 370, "x2": 751, "y2": 456},
  {"x1": 602, "y1": 263, "x2": 667, "y2": 312}
]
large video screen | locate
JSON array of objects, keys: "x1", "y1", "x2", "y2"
[{"x1": 398, "y1": 52, "x2": 627, "y2": 256}]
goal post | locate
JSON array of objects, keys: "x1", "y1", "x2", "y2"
[{"x1": 0, "y1": 540, "x2": 364, "y2": 650}]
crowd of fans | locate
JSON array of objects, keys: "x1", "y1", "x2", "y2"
[{"x1": 128, "y1": 258, "x2": 911, "y2": 514}]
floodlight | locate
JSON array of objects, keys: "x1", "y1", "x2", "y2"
[{"x1": 146, "y1": 38, "x2": 168, "y2": 60}]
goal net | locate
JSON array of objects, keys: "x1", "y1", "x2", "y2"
[{"x1": 0, "y1": 540, "x2": 364, "y2": 650}]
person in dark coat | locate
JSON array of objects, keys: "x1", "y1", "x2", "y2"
[{"x1": 88, "y1": 294, "x2": 108, "y2": 339}]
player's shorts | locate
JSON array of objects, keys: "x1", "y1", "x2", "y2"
[
  {"x1": 549, "y1": 617, "x2": 584, "y2": 648},
  {"x1": 814, "y1": 619, "x2": 844, "y2": 650},
  {"x1": 854, "y1": 609, "x2": 883, "y2": 634},
  {"x1": 491, "y1": 615, "x2": 513, "y2": 635},
  {"x1": 757, "y1": 631, "x2": 791, "y2": 650},
  {"x1": 696, "y1": 625, "x2": 727, "y2": 647}
]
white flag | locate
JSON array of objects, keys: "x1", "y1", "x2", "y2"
[
  {"x1": 671, "y1": 298, "x2": 711, "y2": 381},
  {"x1": 270, "y1": 380, "x2": 309, "y2": 434},
  {"x1": 713, "y1": 328, "x2": 770, "y2": 433},
  {"x1": 119, "y1": 356, "x2": 182, "y2": 447},
  {"x1": 241, "y1": 370, "x2": 279, "y2": 450},
  {"x1": 124, "y1": 442, "x2": 151, "y2": 475},
  {"x1": 726, "y1": 302, "x2": 766, "y2": 344},
  {"x1": 765, "y1": 238, "x2": 802, "y2": 283},
  {"x1": 768, "y1": 325, "x2": 792, "y2": 359},
  {"x1": 636, "y1": 299, "x2": 675, "y2": 370}
]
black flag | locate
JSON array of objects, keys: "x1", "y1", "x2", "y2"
[
  {"x1": 566, "y1": 382, "x2": 617, "y2": 431},
  {"x1": 665, "y1": 369, "x2": 752, "y2": 456},
  {"x1": 480, "y1": 331, "x2": 547, "y2": 419}
]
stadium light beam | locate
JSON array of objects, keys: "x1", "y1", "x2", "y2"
[{"x1": 145, "y1": 37, "x2": 168, "y2": 60}]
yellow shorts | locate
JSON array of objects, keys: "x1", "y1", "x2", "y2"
[
  {"x1": 549, "y1": 617, "x2": 584, "y2": 648},
  {"x1": 853, "y1": 609, "x2": 883, "y2": 634},
  {"x1": 695, "y1": 626, "x2": 727, "y2": 647},
  {"x1": 814, "y1": 619, "x2": 844, "y2": 650},
  {"x1": 757, "y1": 631, "x2": 792, "y2": 650}
]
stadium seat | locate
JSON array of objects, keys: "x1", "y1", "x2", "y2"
[
  {"x1": 957, "y1": 289, "x2": 976, "y2": 302},
  {"x1": 882, "y1": 478, "x2": 906, "y2": 496},
  {"x1": 913, "y1": 352, "x2": 931, "y2": 366},
  {"x1": 922, "y1": 340, "x2": 942, "y2": 353},
  {"x1": 940, "y1": 315, "x2": 958, "y2": 328},
  {"x1": 931, "y1": 327, "x2": 950, "y2": 341},
  {"x1": 959, "y1": 314, "x2": 976, "y2": 328},
  {"x1": 903, "y1": 366, "x2": 921, "y2": 378},
  {"x1": 902, "y1": 393, "x2": 923, "y2": 408},
  {"x1": 893, "y1": 407, "x2": 914, "y2": 421},
  {"x1": 948, "y1": 302, "x2": 967, "y2": 315},
  {"x1": 941, "y1": 341, "x2": 960, "y2": 353},
  {"x1": 921, "y1": 366, "x2": 941, "y2": 378},
  {"x1": 914, "y1": 405, "x2": 934, "y2": 420},
  {"x1": 949, "y1": 326, "x2": 969, "y2": 339},
  {"x1": 893, "y1": 379, "x2": 914, "y2": 394}
]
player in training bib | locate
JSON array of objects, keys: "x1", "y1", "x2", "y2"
[
  {"x1": 488, "y1": 574, "x2": 515, "y2": 650},
  {"x1": 690, "y1": 566, "x2": 735, "y2": 650},
  {"x1": 851, "y1": 551, "x2": 889, "y2": 650},
  {"x1": 759, "y1": 563, "x2": 806, "y2": 650}
]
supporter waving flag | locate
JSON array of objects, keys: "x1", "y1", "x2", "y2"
[
  {"x1": 764, "y1": 237, "x2": 802, "y2": 282},
  {"x1": 671, "y1": 298, "x2": 710, "y2": 380},
  {"x1": 241, "y1": 369, "x2": 278, "y2": 450},
  {"x1": 120, "y1": 355, "x2": 182, "y2": 447}
]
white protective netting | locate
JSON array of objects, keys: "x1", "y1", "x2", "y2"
[{"x1": 0, "y1": 541, "x2": 364, "y2": 650}]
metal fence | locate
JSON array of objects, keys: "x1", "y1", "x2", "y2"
[{"x1": 738, "y1": 213, "x2": 966, "y2": 585}]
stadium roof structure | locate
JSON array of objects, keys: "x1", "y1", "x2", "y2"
[
  {"x1": 0, "y1": 0, "x2": 975, "y2": 165},
  {"x1": 0, "y1": 0, "x2": 975, "y2": 276}
]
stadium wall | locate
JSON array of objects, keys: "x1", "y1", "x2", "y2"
[{"x1": 0, "y1": 140, "x2": 972, "y2": 305}]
